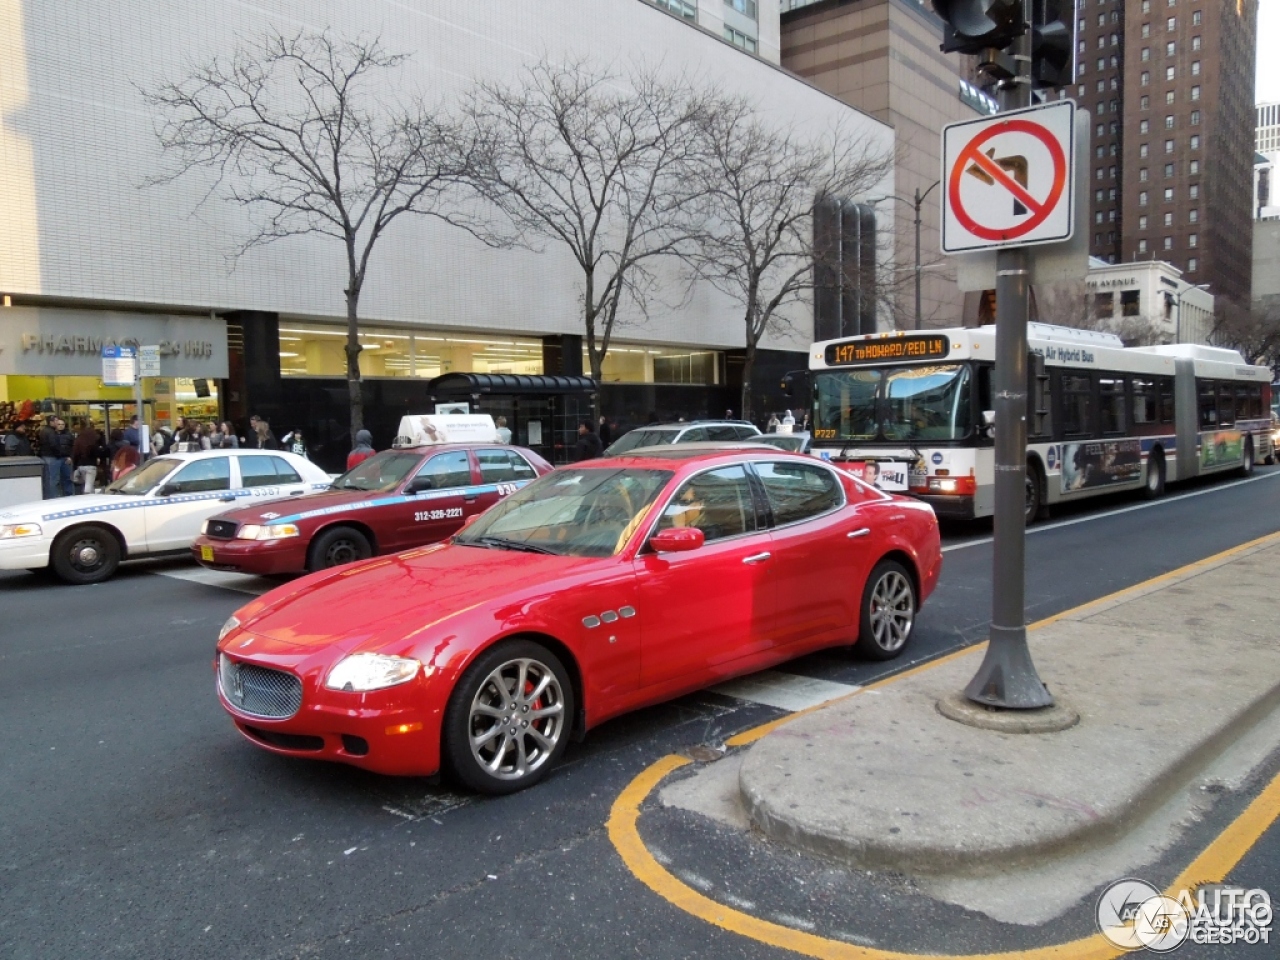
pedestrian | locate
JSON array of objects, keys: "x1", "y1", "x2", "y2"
[
  {"x1": 123, "y1": 415, "x2": 141, "y2": 450},
  {"x1": 767, "y1": 412, "x2": 780, "y2": 433},
  {"x1": 111, "y1": 437, "x2": 140, "y2": 481},
  {"x1": 347, "y1": 429, "x2": 376, "y2": 470},
  {"x1": 210, "y1": 421, "x2": 239, "y2": 449},
  {"x1": 39, "y1": 416, "x2": 74, "y2": 497},
  {"x1": 250, "y1": 415, "x2": 280, "y2": 450},
  {"x1": 780, "y1": 409, "x2": 796, "y2": 434},
  {"x1": 283, "y1": 428, "x2": 309, "y2": 459},
  {"x1": 573, "y1": 420, "x2": 603, "y2": 461},
  {"x1": 151, "y1": 424, "x2": 172, "y2": 456},
  {"x1": 495, "y1": 416, "x2": 512, "y2": 444},
  {"x1": 598, "y1": 415, "x2": 612, "y2": 447},
  {"x1": 71, "y1": 418, "x2": 104, "y2": 494},
  {"x1": 4, "y1": 422, "x2": 33, "y2": 457}
]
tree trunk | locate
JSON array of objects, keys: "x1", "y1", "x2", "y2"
[
  {"x1": 740, "y1": 341, "x2": 756, "y2": 423},
  {"x1": 345, "y1": 286, "x2": 364, "y2": 442}
]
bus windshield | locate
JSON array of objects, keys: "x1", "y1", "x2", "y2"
[{"x1": 813, "y1": 363, "x2": 972, "y2": 443}]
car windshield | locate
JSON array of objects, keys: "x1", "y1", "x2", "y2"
[
  {"x1": 813, "y1": 364, "x2": 972, "y2": 443},
  {"x1": 455, "y1": 467, "x2": 673, "y2": 558},
  {"x1": 331, "y1": 451, "x2": 423, "y2": 492},
  {"x1": 105, "y1": 458, "x2": 179, "y2": 496},
  {"x1": 605, "y1": 429, "x2": 679, "y2": 455}
]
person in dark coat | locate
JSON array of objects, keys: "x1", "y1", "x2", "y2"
[
  {"x1": 4, "y1": 423, "x2": 33, "y2": 457},
  {"x1": 347, "y1": 430, "x2": 376, "y2": 470},
  {"x1": 573, "y1": 420, "x2": 603, "y2": 461},
  {"x1": 598, "y1": 416, "x2": 612, "y2": 448}
]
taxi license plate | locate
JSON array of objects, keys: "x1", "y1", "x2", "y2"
[{"x1": 200, "y1": 545, "x2": 214, "y2": 562}]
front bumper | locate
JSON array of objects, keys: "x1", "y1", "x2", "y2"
[
  {"x1": 215, "y1": 653, "x2": 444, "y2": 776},
  {"x1": 0, "y1": 536, "x2": 53, "y2": 570},
  {"x1": 192, "y1": 536, "x2": 309, "y2": 575}
]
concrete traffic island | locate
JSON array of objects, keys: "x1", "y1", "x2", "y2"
[{"x1": 737, "y1": 538, "x2": 1280, "y2": 882}]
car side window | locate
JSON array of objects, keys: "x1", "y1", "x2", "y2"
[
  {"x1": 678, "y1": 426, "x2": 709, "y2": 442},
  {"x1": 655, "y1": 465, "x2": 757, "y2": 542},
  {"x1": 238, "y1": 456, "x2": 277, "y2": 488},
  {"x1": 754, "y1": 461, "x2": 844, "y2": 526},
  {"x1": 412, "y1": 451, "x2": 472, "y2": 491},
  {"x1": 166, "y1": 457, "x2": 231, "y2": 494},
  {"x1": 476, "y1": 449, "x2": 537, "y2": 483},
  {"x1": 267, "y1": 456, "x2": 303, "y2": 484},
  {"x1": 705, "y1": 425, "x2": 739, "y2": 441},
  {"x1": 734, "y1": 425, "x2": 760, "y2": 439}
]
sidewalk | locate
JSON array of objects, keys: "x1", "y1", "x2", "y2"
[{"x1": 732, "y1": 536, "x2": 1280, "y2": 885}]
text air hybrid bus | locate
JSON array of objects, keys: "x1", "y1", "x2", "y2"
[{"x1": 807, "y1": 323, "x2": 1273, "y2": 521}]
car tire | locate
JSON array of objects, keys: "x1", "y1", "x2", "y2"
[
  {"x1": 443, "y1": 639, "x2": 575, "y2": 795},
  {"x1": 50, "y1": 525, "x2": 121, "y2": 585},
  {"x1": 1142, "y1": 450, "x2": 1165, "y2": 500},
  {"x1": 855, "y1": 559, "x2": 917, "y2": 661},
  {"x1": 308, "y1": 526, "x2": 372, "y2": 570},
  {"x1": 1240, "y1": 439, "x2": 1255, "y2": 477}
]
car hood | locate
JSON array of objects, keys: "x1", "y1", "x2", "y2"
[
  {"x1": 234, "y1": 543, "x2": 604, "y2": 654},
  {"x1": 209, "y1": 487, "x2": 391, "y2": 525}
]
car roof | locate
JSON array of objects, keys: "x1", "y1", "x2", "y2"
[
  {"x1": 383, "y1": 442, "x2": 533, "y2": 453},
  {"x1": 631, "y1": 420, "x2": 757, "y2": 430},
  {"x1": 619, "y1": 441, "x2": 778, "y2": 457},
  {"x1": 585, "y1": 446, "x2": 814, "y2": 468}
]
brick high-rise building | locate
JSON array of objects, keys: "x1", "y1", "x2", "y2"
[{"x1": 1078, "y1": 0, "x2": 1257, "y2": 307}]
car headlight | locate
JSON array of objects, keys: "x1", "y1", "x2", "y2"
[
  {"x1": 218, "y1": 616, "x2": 241, "y2": 642},
  {"x1": 0, "y1": 522, "x2": 42, "y2": 540},
  {"x1": 236, "y1": 523, "x2": 300, "y2": 541},
  {"x1": 325, "y1": 653, "x2": 421, "y2": 692}
]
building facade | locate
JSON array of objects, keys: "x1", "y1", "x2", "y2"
[
  {"x1": 1085, "y1": 259, "x2": 1213, "y2": 345},
  {"x1": 648, "y1": 0, "x2": 783, "y2": 62},
  {"x1": 1255, "y1": 102, "x2": 1280, "y2": 218},
  {"x1": 1074, "y1": 0, "x2": 1257, "y2": 308},
  {"x1": 0, "y1": 0, "x2": 890, "y2": 469},
  {"x1": 778, "y1": 0, "x2": 992, "y2": 329}
]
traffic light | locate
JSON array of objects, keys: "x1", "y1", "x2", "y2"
[
  {"x1": 1031, "y1": 0, "x2": 1075, "y2": 89},
  {"x1": 931, "y1": 0, "x2": 1027, "y2": 55}
]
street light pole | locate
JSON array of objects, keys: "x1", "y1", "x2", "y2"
[
  {"x1": 869, "y1": 182, "x2": 940, "y2": 330},
  {"x1": 913, "y1": 180, "x2": 941, "y2": 330}
]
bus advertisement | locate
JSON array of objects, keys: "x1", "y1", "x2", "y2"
[{"x1": 806, "y1": 324, "x2": 1273, "y2": 521}]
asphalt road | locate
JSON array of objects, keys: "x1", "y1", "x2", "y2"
[{"x1": 2, "y1": 467, "x2": 1279, "y2": 960}]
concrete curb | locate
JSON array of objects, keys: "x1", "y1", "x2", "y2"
[{"x1": 737, "y1": 535, "x2": 1280, "y2": 877}]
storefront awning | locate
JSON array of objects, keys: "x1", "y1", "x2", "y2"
[{"x1": 426, "y1": 373, "x2": 598, "y2": 396}]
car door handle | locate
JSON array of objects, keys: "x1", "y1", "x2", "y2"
[
  {"x1": 289, "y1": 489, "x2": 305, "y2": 496},
  {"x1": 742, "y1": 551, "x2": 772, "y2": 564},
  {"x1": 847, "y1": 528, "x2": 871, "y2": 539},
  {"x1": 463, "y1": 495, "x2": 477, "y2": 503}
]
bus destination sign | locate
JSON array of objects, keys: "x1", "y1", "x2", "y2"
[{"x1": 824, "y1": 335, "x2": 950, "y2": 367}]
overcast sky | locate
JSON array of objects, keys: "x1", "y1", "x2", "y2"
[{"x1": 1259, "y1": 0, "x2": 1280, "y2": 103}]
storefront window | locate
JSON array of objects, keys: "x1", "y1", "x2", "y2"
[
  {"x1": 278, "y1": 322, "x2": 543, "y2": 378},
  {"x1": 278, "y1": 322, "x2": 722, "y2": 385}
]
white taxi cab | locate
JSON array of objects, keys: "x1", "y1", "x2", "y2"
[{"x1": 0, "y1": 450, "x2": 331, "y2": 584}]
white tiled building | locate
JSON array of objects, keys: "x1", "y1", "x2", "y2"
[{"x1": 0, "y1": 0, "x2": 890, "y2": 465}]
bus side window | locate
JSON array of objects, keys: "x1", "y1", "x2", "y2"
[
  {"x1": 1216, "y1": 382, "x2": 1234, "y2": 428},
  {"x1": 1158, "y1": 377, "x2": 1175, "y2": 423},
  {"x1": 1061, "y1": 373, "x2": 1095, "y2": 437},
  {"x1": 1198, "y1": 380, "x2": 1217, "y2": 428}
]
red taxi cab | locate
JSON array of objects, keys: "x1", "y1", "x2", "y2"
[{"x1": 191, "y1": 444, "x2": 551, "y2": 575}]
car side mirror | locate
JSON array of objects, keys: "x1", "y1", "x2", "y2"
[
  {"x1": 650, "y1": 527, "x2": 705, "y2": 553},
  {"x1": 981, "y1": 410, "x2": 996, "y2": 439},
  {"x1": 156, "y1": 483, "x2": 177, "y2": 497},
  {"x1": 407, "y1": 477, "x2": 433, "y2": 494}
]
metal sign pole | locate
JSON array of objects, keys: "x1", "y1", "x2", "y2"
[{"x1": 963, "y1": 17, "x2": 1053, "y2": 709}]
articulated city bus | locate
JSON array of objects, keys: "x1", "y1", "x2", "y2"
[{"x1": 806, "y1": 324, "x2": 1273, "y2": 521}]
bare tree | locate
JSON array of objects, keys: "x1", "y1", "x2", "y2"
[
  {"x1": 143, "y1": 28, "x2": 479, "y2": 438},
  {"x1": 1210, "y1": 298, "x2": 1280, "y2": 365},
  {"x1": 689, "y1": 100, "x2": 891, "y2": 419},
  {"x1": 459, "y1": 58, "x2": 711, "y2": 389}
]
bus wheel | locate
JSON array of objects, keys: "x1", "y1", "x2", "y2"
[
  {"x1": 1142, "y1": 451, "x2": 1165, "y2": 499},
  {"x1": 1024, "y1": 462, "x2": 1046, "y2": 525},
  {"x1": 1240, "y1": 439, "x2": 1255, "y2": 477}
]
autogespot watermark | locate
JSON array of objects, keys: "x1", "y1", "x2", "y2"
[{"x1": 1096, "y1": 878, "x2": 1273, "y2": 952}]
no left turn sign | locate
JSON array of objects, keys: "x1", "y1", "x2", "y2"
[{"x1": 941, "y1": 101, "x2": 1076, "y2": 254}]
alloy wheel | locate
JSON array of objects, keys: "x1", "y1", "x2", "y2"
[
  {"x1": 868, "y1": 570, "x2": 915, "y2": 654},
  {"x1": 467, "y1": 657, "x2": 567, "y2": 782}
]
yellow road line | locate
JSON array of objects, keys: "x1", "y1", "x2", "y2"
[{"x1": 609, "y1": 530, "x2": 1280, "y2": 959}]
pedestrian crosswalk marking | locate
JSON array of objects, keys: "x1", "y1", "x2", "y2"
[{"x1": 151, "y1": 566, "x2": 281, "y2": 595}]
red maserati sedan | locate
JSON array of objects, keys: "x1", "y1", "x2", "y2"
[
  {"x1": 213, "y1": 448, "x2": 941, "y2": 793},
  {"x1": 191, "y1": 444, "x2": 552, "y2": 575}
]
